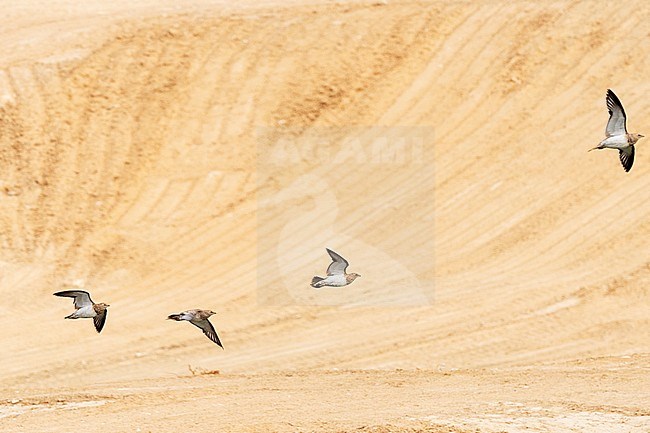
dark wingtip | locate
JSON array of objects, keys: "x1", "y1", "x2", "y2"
[
  {"x1": 618, "y1": 148, "x2": 634, "y2": 172},
  {"x1": 606, "y1": 89, "x2": 614, "y2": 99},
  {"x1": 606, "y1": 89, "x2": 621, "y2": 103}
]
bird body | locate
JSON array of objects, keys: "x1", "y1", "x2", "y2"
[
  {"x1": 311, "y1": 248, "x2": 360, "y2": 289},
  {"x1": 167, "y1": 309, "x2": 223, "y2": 349},
  {"x1": 66, "y1": 304, "x2": 98, "y2": 319},
  {"x1": 590, "y1": 89, "x2": 644, "y2": 172},
  {"x1": 599, "y1": 134, "x2": 637, "y2": 149},
  {"x1": 54, "y1": 290, "x2": 109, "y2": 333},
  {"x1": 311, "y1": 273, "x2": 347, "y2": 287}
]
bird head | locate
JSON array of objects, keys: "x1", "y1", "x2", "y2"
[
  {"x1": 349, "y1": 273, "x2": 361, "y2": 281},
  {"x1": 632, "y1": 133, "x2": 644, "y2": 143},
  {"x1": 208, "y1": 310, "x2": 217, "y2": 316},
  {"x1": 98, "y1": 303, "x2": 110, "y2": 309}
]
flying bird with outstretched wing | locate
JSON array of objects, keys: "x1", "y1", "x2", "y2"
[
  {"x1": 589, "y1": 89, "x2": 644, "y2": 172},
  {"x1": 311, "y1": 248, "x2": 361, "y2": 289},
  {"x1": 167, "y1": 309, "x2": 223, "y2": 348},
  {"x1": 53, "y1": 290, "x2": 109, "y2": 333}
]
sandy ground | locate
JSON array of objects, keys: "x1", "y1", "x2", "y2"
[{"x1": 0, "y1": 0, "x2": 649, "y2": 432}]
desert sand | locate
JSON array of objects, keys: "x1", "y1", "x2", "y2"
[{"x1": 0, "y1": 1, "x2": 649, "y2": 432}]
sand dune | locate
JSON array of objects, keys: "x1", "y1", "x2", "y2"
[{"x1": 0, "y1": 1, "x2": 648, "y2": 431}]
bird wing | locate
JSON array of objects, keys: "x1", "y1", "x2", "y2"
[
  {"x1": 326, "y1": 248, "x2": 349, "y2": 276},
  {"x1": 605, "y1": 89, "x2": 627, "y2": 136},
  {"x1": 53, "y1": 290, "x2": 94, "y2": 309},
  {"x1": 93, "y1": 309, "x2": 107, "y2": 333},
  {"x1": 619, "y1": 146, "x2": 635, "y2": 172},
  {"x1": 191, "y1": 319, "x2": 223, "y2": 349}
]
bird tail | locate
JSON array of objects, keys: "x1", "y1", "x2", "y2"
[
  {"x1": 167, "y1": 314, "x2": 182, "y2": 321},
  {"x1": 310, "y1": 276, "x2": 324, "y2": 288}
]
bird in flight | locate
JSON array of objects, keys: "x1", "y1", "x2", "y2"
[
  {"x1": 167, "y1": 309, "x2": 223, "y2": 349},
  {"x1": 589, "y1": 89, "x2": 644, "y2": 172},
  {"x1": 311, "y1": 248, "x2": 361, "y2": 289},
  {"x1": 53, "y1": 290, "x2": 110, "y2": 333}
]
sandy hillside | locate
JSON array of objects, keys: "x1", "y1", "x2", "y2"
[{"x1": 0, "y1": 1, "x2": 649, "y2": 432}]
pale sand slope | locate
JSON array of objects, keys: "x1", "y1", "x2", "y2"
[{"x1": 0, "y1": 1, "x2": 649, "y2": 432}]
